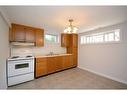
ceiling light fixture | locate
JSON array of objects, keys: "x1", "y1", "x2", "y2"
[{"x1": 64, "y1": 19, "x2": 78, "y2": 34}]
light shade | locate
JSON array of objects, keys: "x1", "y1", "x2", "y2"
[{"x1": 64, "y1": 19, "x2": 78, "y2": 34}]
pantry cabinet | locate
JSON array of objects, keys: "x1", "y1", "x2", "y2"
[
  {"x1": 61, "y1": 34, "x2": 70, "y2": 47},
  {"x1": 61, "y1": 33, "x2": 78, "y2": 67},
  {"x1": 71, "y1": 34, "x2": 78, "y2": 48},
  {"x1": 63, "y1": 55, "x2": 73, "y2": 69},
  {"x1": 61, "y1": 34, "x2": 78, "y2": 48},
  {"x1": 67, "y1": 47, "x2": 78, "y2": 67}
]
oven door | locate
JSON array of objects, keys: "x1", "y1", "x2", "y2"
[{"x1": 8, "y1": 59, "x2": 34, "y2": 77}]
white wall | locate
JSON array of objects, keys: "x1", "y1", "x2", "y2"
[
  {"x1": 0, "y1": 12, "x2": 9, "y2": 89},
  {"x1": 78, "y1": 21, "x2": 127, "y2": 84},
  {"x1": 10, "y1": 32, "x2": 66, "y2": 57},
  {"x1": 11, "y1": 43, "x2": 66, "y2": 57}
]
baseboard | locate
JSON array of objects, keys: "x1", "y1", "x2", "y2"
[{"x1": 78, "y1": 66, "x2": 127, "y2": 85}]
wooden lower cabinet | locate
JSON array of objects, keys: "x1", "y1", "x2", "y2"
[
  {"x1": 63, "y1": 55, "x2": 73, "y2": 69},
  {"x1": 55, "y1": 56, "x2": 63, "y2": 71},
  {"x1": 67, "y1": 47, "x2": 78, "y2": 67},
  {"x1": 72, "y1": 55, "x2": 77, "y2": 67},
  {"x1": 35, "y1": 55, "x2": 74, "y2": 78},
  {"x1": 35, "y1": 57, "x2": 47, "y2": 77},
  {"x1": 47, "y1": 57, "x2": 56, "y2": 74}
]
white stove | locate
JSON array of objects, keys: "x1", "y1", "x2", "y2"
[
  {"x1": 8, "y1": 55, "x2": 34, "y2": 61},
  {"x1": 7, "y1": 55, "x2": 35, "y2": 86}
]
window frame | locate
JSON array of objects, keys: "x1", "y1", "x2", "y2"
[
  {"x1": 80, "y1": 29, "x2": 121, "y2": 45},
  {"x1": 45, "y1": 34, "x2": 59, "y2": 44}
]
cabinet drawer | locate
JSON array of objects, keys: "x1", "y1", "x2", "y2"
[{"x1": 36, "y1": 58, "x2": 47, "y2": 63}]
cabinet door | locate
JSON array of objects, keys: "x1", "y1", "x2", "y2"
[
  {"x1": 35, "y1": 29, "x2": 44, "y2": 47},
  {"x1": 61, "y1": 34, "x2": 70, "y2": 47},
  {"x1": 47, "y1": 57, "x2": 56, "y2": 74},
  {"x1": 71, "y1": 34, "x2": 78, "y2": 47},
  {"x1": 72, "y1": 48, "x2": 78, "y2": 67},
  {"x1": 55, "y1": 56, "x2": 63, "y2": 71},
  {"x1": 11, "y1": 24, "x2": 26, "y2": 42},
  {"x1": 72, "y1": 55, "x2": 77, "y2": 67},
  {"x1": 63, "y1": 55, "x2": 73, "y2": 69},
  {"x1": 9, "y1": 27, "x2": 13, "y2": 42},
  {"x1": 36, "y1": 58, "x2": 47, "y2": 77},
  {"x1": 67, "y1": 47, "x2": 78, "y2": 67},
  {"x1": 25, "y1": 27, "x2": 35, "y2": 42}
]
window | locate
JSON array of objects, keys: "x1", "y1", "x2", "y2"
[
  {"x1": 80, "y1": 29, "x2": 120, "y2": 44},
  {"x1": 45, "y1": 34, "x2": 59, "y2": 43}
]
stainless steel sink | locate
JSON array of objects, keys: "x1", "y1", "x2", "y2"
[{"x1": 46, "y1": 52, "x2": 59, "y2": 56}]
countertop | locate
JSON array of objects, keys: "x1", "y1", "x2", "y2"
[{"x1": 35, "y1": 53, "x2": 72, "y2": 58}]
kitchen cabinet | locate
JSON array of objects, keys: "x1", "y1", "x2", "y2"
[
  {"x1": 35, "y1": 58, "x2": 47, "y2": 77},
  {"x1": 55, "y1": 56, "x2": 63, "y2": 71},
  {"x1": 61, "y1": 34, "x2": 70, "y2": 47},
  {"x1": 35, "y1": 54, "x2": 73, "y2": 78},
  {"x1": 9, "y1": 27, "x2": 13, "y2": 42},
  {"x1": 10, "y1": 23, "x2": 44, "y2": 47},
  {"x1": 67, "y1": 47, "x2": 78, "y2": 67},
  {"x1": 73, "y1": 55, "x2": 77, "y2": 67},
  {"x1": 11, "y1": 24, "x2": 26, "y2": 42},
  {"x1": 25, "y1": 27, "x2": 35, "y2": 42},
  {"x1": 35, "y1": 29, "x2": 44, "y2": 47},
  {"x1": 63, "y1": 55, "x2": 73, "y2": 69},
  {"x1": 47, "y1": 57, "x2": 56, "y2": 74},
  {"x1": 71, "y1": 34, "x2": 78, "y2": 47},
  {"x1": 61, "y1": 34, "x2": 78, "y2": 47},
  {"x1": 61, "y1": 33, "x2": 78, "y2": 68}
]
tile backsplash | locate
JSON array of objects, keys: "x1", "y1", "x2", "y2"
[{"x1": 10, "y1": 43, "x2": 66, "y2": 57}]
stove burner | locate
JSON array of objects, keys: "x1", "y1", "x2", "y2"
[
  {"x1": 11, "y1": 56, "x2": 19, "y2": 59},
  {"x1": 26, "y1": 55, "x2": 33, "y2": 58}
]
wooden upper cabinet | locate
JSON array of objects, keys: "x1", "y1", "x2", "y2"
[
  {"x1": 61, "y1": 34, "x2": 78, "y2": 47},
  {"x1": 9, "y1": 27, "x2": 13, "y2": 42},
  {"x1": 61, "y1": 34, "x2": 70, "y2": 47},
  {"x1": 35, "y1": 29, "x2": 44, "y2": 47},
  {"x1": 11, "y1": 24, "x2": 26, "y2": 42},
  {"x1": 10, "y1": 23, "x2": 44, "y2": 47},
  {"x1": 25, "y1": 27, "x2": 35, "y2": 42}
]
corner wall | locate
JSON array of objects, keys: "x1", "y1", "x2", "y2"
[
  {"x1": 78, "y1": 22, "x2": 127, "y2": 84},
  {"x1": 0, "y1": 12, "x2": 9, "y2": 89}
]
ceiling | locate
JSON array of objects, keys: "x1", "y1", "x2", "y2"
[{"x1": 2, "y1": 6, "x2": 127, "y2": 33}]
